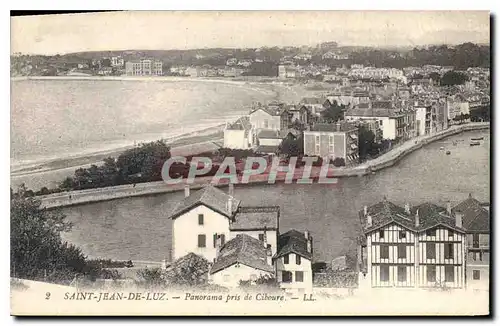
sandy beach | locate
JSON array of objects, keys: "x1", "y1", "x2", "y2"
[{"x1": 11, "y1": 76, "x2": 323, "y2": 190}]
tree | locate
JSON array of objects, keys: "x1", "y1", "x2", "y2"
[
  {"x1": 358, "y1": 126, "x2": 378, "y2": 162},
  {"x1": 321, "y1": 100, "x2": 344, "y2": 123},
  {"x1": 10, "y1": 195, "x2": 89, "y2": 282},
  {"x1": 332, "y1": 157, "x2": 346, "y2": 167},
  {"x1": 278, "y1": 135, "x2": 303, "y2": 158},
  {"x1": 117, "y1": 140, "x2": 171, "y2": 182},
  {"x1": 440, "y1": 71, "x2": 469, "y2": 86}
]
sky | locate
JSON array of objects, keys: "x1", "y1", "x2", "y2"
[{"x1": 10, "y1": 11, "x2": 490, "y2": 55}]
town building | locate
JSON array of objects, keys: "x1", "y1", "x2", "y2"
[
  {"x1": 285, "y1": 105, "x2": 309, "y2": 126},
  {"x1": 249, "y1": 104, "x2": 290, "y2": 133},
  {"x1": 452, "y1": 194, "x2": 490, "y2": 291},
  {"x1": 125, "y1": 58, "x2": 163, "y2": 76},
  {"x1": 345, "y1": 103, "x2": 414, "y2": 141},
  {"x1": 299, "y1": 97, "x2": 327, "y2": 117},
  {"x1": 209, "y1": 234, "x2": 275, "y2": 288},
  {"x1": 274, "y1": 230, "x2": 314, "y2": 293},
  {"x1": 303, "y1": 122, "x2": 359, "y2": 165},
  {"x1": 168, "y1": 185, "x2": 279, "y2": 262},
  {"x1": 111, "y1": 56, "x2": 124, "y2": 67},
  {"x1": 223, "y1": 117, "x2": 253, "y2": 150},
  {"x1": 359, "y1": 199, "x2": 467, "y2": 289},
  {"x1": 447, "y1": 94, "x2": 471, "y2": 124},
  {"x1": 278, "y1": 64, "x2": 298, "y2": 79}
]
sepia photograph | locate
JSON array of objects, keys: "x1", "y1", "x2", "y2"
[{"x1": 9, "y1": 10, "x2": 491, "y2": 316}]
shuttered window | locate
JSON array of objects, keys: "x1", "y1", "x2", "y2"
[
  {"x1": 444, "y1": 243, "x2": 454, "y2": 259},
  {"x1": 398, "y1": 244, "x2": 407, "y2": 259},
  {"x1": 380, "y1": 244, "x2": 389, "y2": 259},
  {"x1": 380, "y1": 265, "x2": 389, "y2": 282},
  {"x1": 296, "y1": 255, "x2": 301, "y2": 265},
  {"x1": 445, "y1": 265, "x2": 454, "y2": 282},
  {"x1": 426, "y1": 243, "x2": 436, "y2": 259},
  {"x1": 197, "y1": 234, "x2": 206, "y2": 248},
  {"x1": 427, "y1": 265, "x2": 436, "y2": 282},
  {"x1": 295, "y1": 271, "x2": 304, "y2": 282},
  {"x1": 398, "y1": 266, "x2": 407, "y2": 282},
  {"x1": 284, "y1": 254, "x2": 289, "y2": 264}
]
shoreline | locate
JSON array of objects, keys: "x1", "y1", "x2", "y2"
[{"x1": 37, "y1": 123, "x2": 489, "y2": 209}]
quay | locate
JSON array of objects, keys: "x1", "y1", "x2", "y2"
[{"x1": 37, "y1": 122, "x2": 489, "y2": 209}]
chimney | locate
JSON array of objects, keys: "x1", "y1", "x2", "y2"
[
  {"x1": 228, "y1": 183, "x2": 234, "y2": 197},
  {"x1": 366, "y1": 213, "x2": 372, "y2": 228},
  {"x1": 184, "y1": 184, "x2": 190, "y2": 198},
  {"x1": 446, "y1": 201, "x2": 452, "y2": 215},
  {"x1": 263, "y1": 228, "x2": 268, "y2": 249},
  {"x1": 363, "y1": 205, "x2": 368, "y2": 217},
  {"x1": 404, "y1": 203, "x2": 411, "y2": 214},
  {"x1": 469, "y1": 193, "x2": 472, "y2": 199},
  {"x1": 215, "y1": 235, "x2": 222, "y2": 258},
  {"x1": 305, "y1": 231, "x2": 312, "y2": 253},
  {"x1": 415, "y1": 209, "x2": 420, "y2": 227},
  {"x1": 227, "y1": 197, "x2": 233, "y2": 215},
  {"x1": 161, "y1": 259, "x2": 167, "y2": 271},
  {"x1": 455, "y1": 211, "x2": 463, "y2": 228}
]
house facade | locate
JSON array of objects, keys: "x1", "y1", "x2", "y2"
[
  {"x1": 223, "y1": 117, "x2": 253, "y2": 150},
  {"x1": 360, "y1": 200, "x2": 467, "y2": 289},
  {"x1": 274, "y1": 230, "x2": 314, "y2": 292},
  {"x1": 303, "y1": 122, "x2": 359, "y2": 164},
  {"x1": 249, "y1": 106, "x2": 286, "y2": 132},
  {"x1": 452, "y1": 195, "x2": 490, "y2": 291},
  {"x1": 125, "y1": 58, "x2": 163, "y2": 76}
]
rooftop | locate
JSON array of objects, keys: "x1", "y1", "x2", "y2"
[
  {"x1": 309, "y1": 122, "x2": 357, "y2": 133},
  {"x1": 360, "y1": 199, "x2": 466, "y2": 234},
  {"x1": 274, "y1": 229, "x2": 313, "y2": 260},
  {"x1": 226, "y1": 116, "x2": 251, "y2": 131},
  {"x1": 169, "y1": 185, "x2": 240, "y2": 220},
  {"x1": 231, "y1": 206, "x2": 280, "y2": 231},
  {"x1": 210, "y1": 234, "x2": 274, "y2": 274},
  {"x1": 452, "y1": 195, "x2": 490, "y2": 233},
  {"x1": 257, "y1": 129, "x2": 282, "y2": 139}
]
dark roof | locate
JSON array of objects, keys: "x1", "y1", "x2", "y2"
[
  {"x1": 452, "y1": 196, "x2": 490, "y2": 233},
  {"x1": 361, "y1": 199, "x2": 466, "y2": 234},
  {"x1": 258, "y1": 129, "x2": 281, "y2": 139},
  {"x1": 210, "y1": 234, "x2": 274, "y2": 274},
  {"x1": 346, "y1": 107, "x2": 401, "y2": 118},
  {"x1": 372, "y1": 101, "x2": 393, "y2": 110},
  {"x1": 230, "y1": 206, "x2": 280, "y2": 231},
  {"x1": 169, "y1": 185, "x2": 240, "y2": 220},
  {"x1": 411, "y1": 203, "x2": 465, "y2": 232},
  {"x1": 309, "y1": 122, "x2": 357, "y2": 133},
  {"x1": 274, "y1": 229, "x2": 313, "y2": 260},
  {"x1": 255, "y1": 145, "x2": 279, "y2": 154},
  {"x1": 300, "y1": 97, "x2": 324, "y2": 105}
]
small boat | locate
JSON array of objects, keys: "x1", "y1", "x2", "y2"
[
  {"x1": 470, "y1": 141, "x2": 481, "y2": 146},
  {"x1": 446, "y1": 151, "x2": 451, "y2": 155},
  {"x1": 440, "y1": 147, "x2": 445, "y2": 150},
  {"x1": 471, "y1": 137, "x2": 484, "y2": 141}
]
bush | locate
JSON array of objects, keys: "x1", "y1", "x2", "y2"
[{"x1": 332, "y1": 157, "x2": 346, "y2": 167}]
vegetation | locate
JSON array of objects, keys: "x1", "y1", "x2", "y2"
[
  {"x1": 10, "y1": 193, "x2": 134, "y2": 284},
  {"x1": 239, "y1": 275, "x2": 280, "y2": 290},
  {"x1": 332, "y1": 157, "x2": 346, "y2": 167},
  {"x1": 321, "y1": 100, "x2": 345, "y2": 123},
  {"x1": 440, "y1": 70, "x2": 469, "y2": 86},
  {"x1": 278, "y1": 135, "x2": 304, "y2": 158},
  {"x1": 470, "y1": 106, "x2": 490, "y2": 122}
]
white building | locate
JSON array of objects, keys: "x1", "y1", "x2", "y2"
[
  {"x1": 274, "y1": 230, "x2": 314, "y2": 293},
  {"x1": 209, "y1": 234, "x2": 275, "y2": 288},
  {"x1": 223, "y1": 117, "x2": 253, "y2": 150},
  {"x1": 169, "y1": 185, "x2": 279, "y2": 262}
]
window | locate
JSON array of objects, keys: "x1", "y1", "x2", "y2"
[
  {"x1": 444, "y1": 243, "x2": 454, "y2": 259},
  {"x1": 198, "y1": 214, "x2": 204, "y2": 225},
  {"x1": 296, "y1": 255, "x2": 301, "y2": 265},
  {"x1": 197, "y1": 234, "x2": 206, "y2": 248},
  {"x1": 398, "y1": 266, "x2": 407, "y2": 282},
  {"x1": 295, "y1": 271, "x2": 304, "y2": 282},
  {"x1": 426, "y1": 229, "x2": 436, "y2": 237},
  {"x1": 427, "y1": 265, "x2": 436, "y2": 282},
  {"x1": 283, "y1": 254, "x2": 289, "y2": 264},
  {"x1": 220, "y1": 234, "x2": 226, "y2": 246},
  {"x1": 473, "y1": 270, "x2": 481, "y2": 280},
  {"x1": 258, "y1": 233, "x2": 265, "y2": 242},
  {"x1": 398, "y1": 244, "x2": 407, "y2": 259},
  {"x1": 426, "y1": 243, "x2": 436, "y2": 259},
  {"x1": 213, "y1": 233, "x2": 218, "y2": 248},
  {"x1": 282, "y1": 271, "x2": 292, "y2": 283},
  {"x1": 264, "y1": 120, "x2": 269, "y2": 128},
  {"x1": 380, "y1": 244, "x2": 389, "y2": 259},
  {"x1": 399, "y1": 231, "x2": 406, "y2": 239},
  {"x1": 445, "y1": 265, "x2": 454, "y2": 282},
  {"x1": 380, "y1": 265, "x2": 389, "y2": 282},
  {"x1": 473, "y1": 234, "x2": 479, "y2": 248},
  {"x1": 448, "y1": 230, "x2": 454, "y2": 238},
  {"x1": 223, "y1": 274, "x2": 230, "y2": 282},
  {"x1": 379, "y1": 230, "x2": 385, "y2": 239}
]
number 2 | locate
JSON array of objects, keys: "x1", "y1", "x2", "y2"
[{"x1": 45, "y1": 292, "x2": 51, "y2": 300}]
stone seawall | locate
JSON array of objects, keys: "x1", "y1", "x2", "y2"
[{"x1": 38, "y1": 123, "x2": 489, "y2": 209}]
